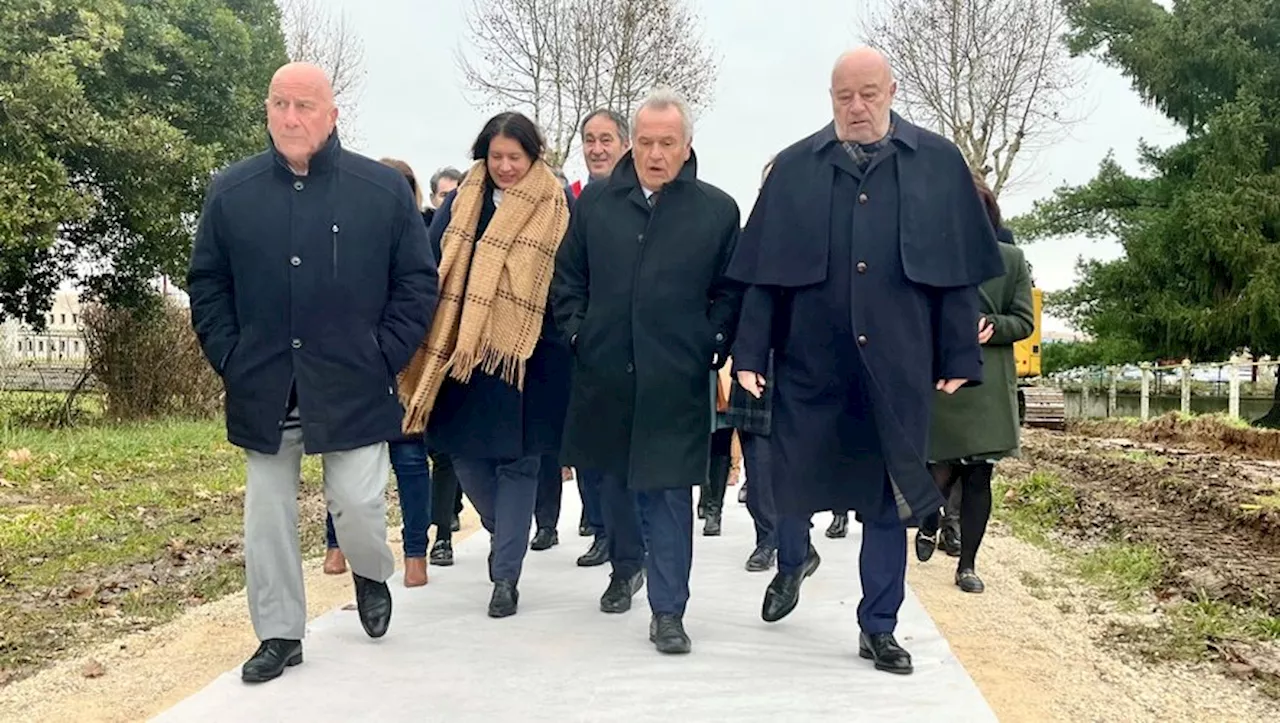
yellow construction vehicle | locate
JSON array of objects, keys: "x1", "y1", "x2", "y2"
[{"x1": 1014, "y1": 287, "x2": 1066, "y2": 429}]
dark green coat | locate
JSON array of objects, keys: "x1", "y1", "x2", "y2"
[{"x1": 928, "y1": 241, "x2": 1034, "y2": 463}]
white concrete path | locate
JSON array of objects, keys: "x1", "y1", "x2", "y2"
[{"x1": 155, "y1": 489, "x2": 996, "y2": 722}]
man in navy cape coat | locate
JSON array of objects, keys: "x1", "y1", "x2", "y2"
[{"x1": 726, "y1": 48, "x2": 1003, "y2": 675}]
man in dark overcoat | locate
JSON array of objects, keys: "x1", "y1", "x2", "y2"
[
  {"x1": 728, "y1": 48, "x2": 1003, "y2": 675},
  {"x1": 187, "y1": 63, "x2": 437, "y2": 683},
  {"x1": 552, "y1": 89, "x2": 742, "y2": 655}
]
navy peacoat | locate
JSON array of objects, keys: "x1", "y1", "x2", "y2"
[{"x1": 188, "y1": 133, "x2": 438, "y2": 455}]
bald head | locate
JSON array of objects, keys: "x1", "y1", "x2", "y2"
[
  {"x1": 829, "y1": 47, "x2": 897, "y2": 144},
  {"x1": 270, "y1": 62, "x2": 335, "y2": 104},
  {"x1": 266, "y1": 62, "x2": 338, "y2": 174},
  {"x1": 832, "y1": 47, "x2": 893, "y2": 87}
]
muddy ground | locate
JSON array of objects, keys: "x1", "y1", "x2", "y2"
[{"x1": 1013, "y1": 417, "x2": 1280, "y2": 688}]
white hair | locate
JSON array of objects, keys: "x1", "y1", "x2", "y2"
[{"x1": 632, "y1": 87, "x2": 694, "y2": 142}]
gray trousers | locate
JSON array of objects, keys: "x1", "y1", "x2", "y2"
[{"x1": 244, "y1": 426, "x2": 396, "y2": 641}]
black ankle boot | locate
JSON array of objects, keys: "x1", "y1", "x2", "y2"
[{"x1": 702, "y1": 453, "x2": 730, "y2": 536}]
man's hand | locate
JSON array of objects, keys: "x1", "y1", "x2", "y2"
[
  {"x1": 936, "y1": 378, "x2": 968, "y2": 394},
  {"x1": 737, "y1": 370, "x2": 766, "y2": 399},
  {"x1": 978, "y1": 316, "x2": 994, "y2": 345}
]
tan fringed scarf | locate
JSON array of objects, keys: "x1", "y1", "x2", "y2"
[{"x1": 398, "y1": 159, "x2": 570, "y2": 434}]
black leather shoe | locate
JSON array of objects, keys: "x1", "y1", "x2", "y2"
[
  {"x1": 353, "y1": 574, "x2": 392, "y2": 638},
  {"x1": 649, "y1": 613, "x2": 691, "y2": 654},
  {"x1": 737, "y1": 483, "x2": 748, "y2": 504},
  {"x1": 859, "y1": 632, "x2": 913, "y2": 675},
  {"x1": 744, "y1": 544, "x2": 776, "y2": 572},
  {"x1": 450, "y1": 515, "x2": 461, "y2": 533},
  {"x1": 940, "y1": 521, "x2": 962, "y2": 557},
  {"x1": 915, "y1": 530, "x2": 937, "y2": 562},
  {"x1": 579, "y1": 523, "x2": 592, "y2": 537},
  {"x1": 761, "y1": 545, "x2": 820, "y2": 622},
  {"x1": 576, "y1": 537, "x2": 609, "y2": 567},
  {"x1": 956, "y1": 567, "x2": 985, "y2": 593},
  {"x1": 600, "y1": 569, "x2": 644, "y2": 613},
  {"x1": 703, "y1": 511, "x2": 722, "y2": 536},
  {"x1": 825, "y1": 514, "x2": 848, "y2": 539},
  {"x1": 241, "y1": 639, "x2": 302, "y2": 683},
  {"x1": 488, "y1": 580, "x2": 519, "y2": 618},
  {"x1": 429, "y1": 539, "x2": 454, "y2": 566},
  {"x1": 530, "y1": 528, "x2": 559, "y2": 551}
]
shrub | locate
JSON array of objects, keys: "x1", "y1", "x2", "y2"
[{"x1": 81, "y1": 299, "x2": 222, "y2": 420}]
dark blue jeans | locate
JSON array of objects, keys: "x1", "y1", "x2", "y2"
[
  {"x1": 326, "y1": 439, "x2": 432, "y2": 558},
  {"x1": 452, "y1": 454, "x2": 540, "y2": 582},
  {"x1": 741, "y1": 432, "x2": 776, "y2": 548},
  {"x1": 597, "y1": 471, "x2": 691, "y2": 616},
  {"x1": 776, "y1": 476, "x2": 906, "y2": 635}
]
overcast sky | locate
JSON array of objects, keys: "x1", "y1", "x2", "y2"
[{"x1": 327, "y1": 0, "x2": 1184, "y2": 332}]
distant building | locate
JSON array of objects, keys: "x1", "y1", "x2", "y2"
[{"x1": 6, "y1": 291, "x2": 87, "y2": 363}]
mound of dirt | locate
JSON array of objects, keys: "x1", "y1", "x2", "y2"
[
  {"x1": 1072, "y1": 414, "x2": 1280, "y2": 460},
  {"x1": 1021, "y1": 430, "x2": 1280, "y2": 615}
]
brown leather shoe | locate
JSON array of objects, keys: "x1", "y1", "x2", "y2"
[
  {"x1": 403, "y1": 557, "x2": 429, "y2": 587},
  {"x1": 323, "y1": 548, "x2": 347, "y2": 575}
]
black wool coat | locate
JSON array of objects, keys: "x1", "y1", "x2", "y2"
[
  {"x1": 188, "y1": 133, "x2": 439, "y2": 454},
  {"x1": 552, "y1": 151, "x2": 743, "y2": 491}
]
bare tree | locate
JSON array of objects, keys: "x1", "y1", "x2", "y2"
[
  {"x1": 859, "y1": 0, "x2": 1084, "y2": 197},
  {"x1": 457, "y1": 0, "x2": 719, "y2": 167},
  {"x1": 277, "y1": 0, "x2": 367, "y2": 138}
]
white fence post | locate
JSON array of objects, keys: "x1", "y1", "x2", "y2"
[
  {"x1": 1108, "y1": 367, "x2": 1118, "y2": 418},
  {"x1": 1140, "y1": 362, "x2": 1152, "y2": 421},
  {"x1": 1081, "y1": 371, "x2": 1091, "y2": 418},
  {"x1": 1181, "y1": 358, "x2": 1192, "y2": 415},
  {"x1": 1228, "y1": 354, "x2": 1242, "y2": 419}
]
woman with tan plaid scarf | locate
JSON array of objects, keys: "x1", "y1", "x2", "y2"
[{"x1": 398, "y1": 112, "x2": 572, "y2": 619}]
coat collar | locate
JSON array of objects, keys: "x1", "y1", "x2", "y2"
[
  {"x1": 608, "y1": 147, "x2": 700, "y2": 190},
  {"x1": 810, "y1": 112, "x2": 919, "y2": 154},
  {"x1": 270, "y1": 130, "x2": 342, "y2": 177}
]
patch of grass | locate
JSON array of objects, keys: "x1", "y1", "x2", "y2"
[
  {"x1": 1077, "y1": 542, "x2": 1164, "y2": 608},
  {"x1": 1252, "y1": 493, "x2": 1280, "y2": 511},
  {"x1": 1132, "y1": 597, "x2": 1280, "y2": 663},
  {"x1": 0, "y1": 417, "x2": 329, "y2": 682},
  {"x1": 0, "y1": 390, "x2": 104, "y2": 429},
  {"x1": 994, "y1": 470, "x2": 1076, "y2": 546}
]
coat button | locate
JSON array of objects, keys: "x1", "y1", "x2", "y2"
[
  {"x1": 857, "y1": 334, "x2": 869, "y2": 347},
  {"x1": 715, "y1": 332, "x2": 724, "y2": 342},
  {"x1": 291, "y1": 338, "x2": 303, "y2": 349},
  {"x1": 290, "y1": 256, "x2": 301, "y2": 267},
  {"x1": 858, "y1": 193, "x2": 868, "y2": 204},
  {"x1": 625, "y1": 362, "x2": 634, "y2": 374},
  {"x1": 637, "y1": 233, "x2": 644, "y2": 243},
  {"x1": 293, "y1": 180, "x2": 304, "y2": 191},
  {"x1": 856, "y1": 261, "x2": 868, "y2": 274},
  {"x1": 332, "y1": 224, "x2": 340, "y2": 233}
]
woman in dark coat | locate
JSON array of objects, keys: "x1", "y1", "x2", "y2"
[
  {"x1": 322, "y1": 157, "x2": 436, "y2": 589},
  {"x1": 915, "y1": 171, "x2": 1035, "y2": 593},
  {"x1": 397, "y1": 112, "x2": 572, "y2": 618}
]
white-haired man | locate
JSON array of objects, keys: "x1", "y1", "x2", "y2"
[{"x1": 552, "y1": 88, "x2": 743, "y2": 654}]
